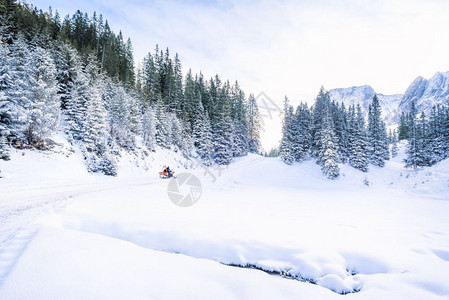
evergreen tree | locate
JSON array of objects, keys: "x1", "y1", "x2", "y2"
[
  {"x1": 83, "y1": 81, "x2": 116, "y2": 175},
  {"x1": 0, "y1": 134, "x2": 10, "y2": 160},
  {"x1": 1, "y1": 36, "x2": 32, "y2": 142},
  {"x1": 192, "y1": 107, "x2": 213, "y2": 166},
  {"x1": 428, "y1": 105, "x2": 445, "y2": 163},
  {"x1": 64, "y1": 62, "x2": 89, "y2": 142},
  {"x1": 404, "y1": 101, "x2": 425, "y2": 169},
  {"x1": 311, "y1": 87, "x2": 329, "y2": 158},
  {"x1": 171, "y1": 53, "x2": 183, "y2": 117},
  {"x1": 154, "y1": 97, "x2": 171, "y2": 148},
  {"x1": 213, "y1": 116, "x2": 233, "y2": 165},
  {"x1": 318, "y1": 105, "x2": 340, "y2": 179},
  {"x1": 230, "y1": 82, "x2": 248, "y2": 156},
  {"x1": 280, "y1": 97, "x2": 294, "y2": 165},
  {"x1": 170, "y1": 113, "x2": 183, "y2": 152},
  {"x1": 24, "y1": 46, "x2": 60, "y2": 145},
  {"x1": 332, "y1": 102, "x2": 349, "y2": 163},
  {"x1": 368, "y1": 95, "x2": 389, "y2": 167},
  {"x1": 291, "y1": 103, "x2": 311, "y2": 161},
  {"x1": 391, "y1": 129, "x2": 399, "y2": 158},
  {"x1": 142, "y1": 106, "x2": 156, "y2": 151},
  {"x1": 348, "y1": 104, "x2": 369, "y2": 172},
  {"x1": 246, "y1": 93, "x2": 261, "y2": 154}
]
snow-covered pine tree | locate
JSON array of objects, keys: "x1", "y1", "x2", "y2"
[
  {"x1": 83, "y1": 81, "x2": 116, "y2": 175},
  {"x1": 311, "y1": 87, "x2": 329, "y2": 158},
  {"x1": 380, "y1": 122, "x2": 390, "y2": 161},
  {"x1": 24, "y1": 46, "x2": 60, "y2": 146},
  {"x1": 368, "y1": 95, "x2": 388, "y2": 167},
  {"x1": 291, "y1": 103, "x2": 311, "y2": 161},
  {"x1": 332, "y1": 102, "x2": 349, "y2": 163},
  {"x1": 427, "y1": 105, "x2": 445, "y2": 164},
  {"x1": 192, "y1": 105, "x2": 213, "y2": 166},
  {"x1": 212, "y1": 80, "x2": 233, "y2": 165},
  {"x1": 318, "y1": 105, "x2": 340, "y2": 179},
  {"x1": 417, "y1": 112, "x2": 430, "y2": 166},
  {"x1": 391, "y1": 129, "x2": 399, "y2": 158},
  {"x1": 213, "y1": 116, "x2": 233, "y2": 165},
  {"x1": 142, "y1": 106, "x2": 156, "y2": 151},
  {"x1": 140, "y1": 52, "x2": 157, "y2": 104},
  {"x1": 398, "y1": 112, "x2": 409, "y2": 140},
  {"x1": 246, "y1": 93, "x2": 261, "y2": 154},
  {"x1": 182, "y1": 69, "x2": 196, "y2": 131},
  {"x1": 170, "y1": 113, "x2": 183, "y2": 152},
  {"x1": 102, "y1": 79, "x2": 139, "y2": 150},
  {"x1": 404, "y1": 102, "x2": 427, "y2": 169},
  {"x1": 181, "y1": 125, "x2": 194, "y2": 158},
  {"x1": 230, "y1": 82, "x2": 249, "y2": 156},
  {"x1": 1, "y1": 36, "x2": 32, "y2": 143},
  {"x1": 347, "y1": 104, "x2": 369, "y2": 172},
  {"x1": 0, "y1": 134, "x2": 10, "y2": 160},
  {"x1": 171, "y1": 53, "x2": 183, "y2": 117},
  {"x1": 280, "y1": 97, "x2": 294, "y2": 165},
  {"x1": 442, "y1": 106, "x2": 449, "y2": 158},
  {"x1": 63, "y1": 50, "x2": 89, "y2": 143},
  {"x1": 154, "y1": 96, "x2": 172, "y2": 148},
  {"x1": 0, "y1": 40, "x2": 11, "y2": 141}
]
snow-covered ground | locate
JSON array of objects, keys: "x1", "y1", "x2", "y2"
[{"x1": 0, "y1": 142, "x2": 449, "y2": 299}]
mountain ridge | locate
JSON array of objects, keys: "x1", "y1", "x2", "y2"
[{"x1": 328, "y1": 71, "x2": 449, "y2": 125}]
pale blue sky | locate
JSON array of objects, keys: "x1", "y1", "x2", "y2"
[{"x1": 28, "y1": 0, "x2": 449, "y2": 148}]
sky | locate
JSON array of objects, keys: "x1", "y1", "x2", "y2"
[{"x1": 29, "y1": 0, "x2": 449, "y2": 150}]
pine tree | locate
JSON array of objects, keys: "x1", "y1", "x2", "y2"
[
  {"x1": 142, "y1": 106, "x2": 156, "y2": 151},
  {"x1": 102, "y1": 79, "x2": 138, "y2": 150},
  {"x1": 348, "y1": 104, "x2": 369, "y2": 172},
  {"x1": 170, "y1": 113, "x2": 183, "y2": 151},
  {"x1": 333, "y1": 102, "x2": 349, "y2": 163},
  {"x1": 83, "y1": 82, "x2": 116, "y2": 175},
  {"x1": 428, "y1": 105, "x2": 445, "y2": 164},
  {"x1": 212, "y1": 79, "x2": 233, "y2": 165},
  {"x1": 0, "y1": 39, "x2": 12, "y2": 141},
  {"x1": 230, "y1": 82, "x2": 248, "y2": 156},
  {"x1": 0, "y1": 134, "x2": 10, "y2": 160},
  {"x1": 154, "y1": 97, "x2": 171, "y2": 148},
  {"x1": 404, "y1": 101, "x2": 424, "y2": 169},
  {"x1": 24, "y1": 46, "x2": 60, "y2": 145},
  {"x1": 63, "y1": 49, "x2": 89, "y2": 143},
  {"x1": 247, "y1": 93, "x2": 261, "y2": 154},
  {"x1": 291, "y1": 103, "x2": 311, "y2": 161},
  {"x1": 192, "y1": 107, "x2": 213, "y2": 166},
  {"x1": 280, "y1": 97, "x2": 294, "y2": 165},
  {"x1": 213, "y1": 116, "x2": 233, "y2": 165},
  {"x1": 368, "y1": 95, "x2": 388, "y2": 167},
  {"x1": 391, "y1": 129, "x2": 399, "y2": 158},
  {"x1": 1, "y1": 36, "x2": 32, "y2": 143},
  {"x1": 318, "y1": 106, "x2": 340, "y2": 179},
  {"x1": 311, "y1": 87, "x2": 329, "y2": 158},
  {"x1": 171, "y1": 53, "x2": 183, "y2": 117}
]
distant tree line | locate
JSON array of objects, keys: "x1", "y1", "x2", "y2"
[
  {"x1": 280, "y1": 88, "x2": 390, "y2": 179},
  {"x1": 398, "y1": 103, "x2": 449, "y2": 168}
]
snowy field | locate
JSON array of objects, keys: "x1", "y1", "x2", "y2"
[{"x1": 0, "y1": 143, "x2": 449, "y2": 299}]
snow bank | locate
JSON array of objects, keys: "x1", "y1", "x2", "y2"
[{"x1": 1, "y1": 142, "x2": 449, "y2": 299}]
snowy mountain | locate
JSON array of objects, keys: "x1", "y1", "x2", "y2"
[
  {"x1": 329, "y1": 71, "x2": 449, "y2": 125},
  {"x1": 398, "y1": 71, "x2": 449, "y2": 114},
  {"x1": 328, "y1": 85, "x2": 402, "y2": 125}
]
